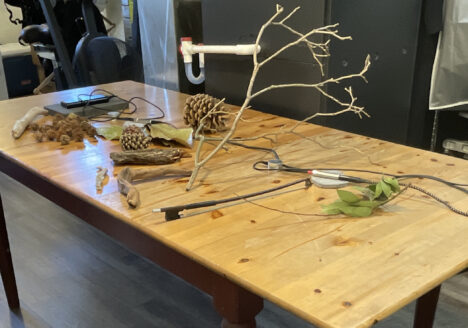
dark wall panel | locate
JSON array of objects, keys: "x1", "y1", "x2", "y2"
[
  {"x1": 202, "y1": 0, "x2": 426, "y2": 144},
  {"x1": 324, "y1": 0, "x2": 423, "y2": 143},
  {"x1": 202, "y1": 0, "x2": 326, "y2": 119}
]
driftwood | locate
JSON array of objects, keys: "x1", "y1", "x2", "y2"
[
  {"x1": 117, "y1": 167, "x2": 192, "y2": 207},
  {"x1": 110, "y1": 148, "x2": 187, "y2": 165},
  {"x1": 12, "y1": 106, "x2": 48, "y2": 139}
]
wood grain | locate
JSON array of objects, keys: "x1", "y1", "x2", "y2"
[{"x1": 1, "y1": 81, "x2": 467, "y2": 328}]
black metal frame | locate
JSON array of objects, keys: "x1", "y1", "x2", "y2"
[{"x1": 38, "y1": 0, "x2": 78, "y2": 88}]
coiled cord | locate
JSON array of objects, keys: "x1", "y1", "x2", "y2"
[{"x1": 401, "y1": 183, "x2": 468, "y2": 217}]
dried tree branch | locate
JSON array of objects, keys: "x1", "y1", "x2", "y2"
[{"x1": 186, "y1": 4, "x2": 372, "y2": 191}]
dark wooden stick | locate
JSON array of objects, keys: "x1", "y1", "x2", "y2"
[
  {"x1": 110, "y1": 148, "x2": 187, "y2": 165},
  {"x1": 0, "y1": 194, "x2": 20, "y2": 309},
  {"x1": 212, "y1": 277, "x2": 263, "y2": 328},
  {"x1": 117, "y1": 167, "x2": 192, "y2": 207},
  {"x1": 413, "y1": 285, "x2": 441, "y2": 328}
]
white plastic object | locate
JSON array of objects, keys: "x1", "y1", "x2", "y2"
[
  {"x1": 311, "y1": 170, "x2": 348, "y2": 189},
  {"x1": 180, "y1": 37, "x2": 260, "y2": 84},
  {"x1": 267, "y1": 159, "x2": 283, "y2": 170},
  {"x1": 430, "y1": 0, "x2": 468, "y2": 110},
  {"x1": 311, "y1": 170, "x2": 341, "y2": 180},
  {"x1": 184, "y1": 62, "x2": 205, "y2": 85},
  {"x1": 180, "y1": 37, "x2": 260, "y2": 64}
]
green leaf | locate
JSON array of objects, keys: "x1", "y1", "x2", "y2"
[
  {"x1": 368, "y1": 184, "x2": 376, "y2": 192},
  {"x1": 321, "y1": 206, "x2": 342, "y2": 215},
  {"x1": 374, "y1": 182, "x2": 383, "y2": 199},
  {"x1": 353, "y1": 186, "x2": 374, "y2": 200},
  {"x1": 321, "y1": 200, "x2": 348, "y2": 215},
  {"x1": 383, "y1": 176, "x2": 400, "y2": 192},
  {"x1": 321, "y1": 200, "x2": 348, "y2": 210},
  {"x1": 380, "y1": 180, "x2": 393, "y2": 198},
  {"x1": 96, "y1": 125, "x2": 123, "y2": 140},
  {"x1": 337, "y1": 190, "x2": 360, "y2": 203},
  {"x1": 340, "y1": 205, "x2": 373, "y2": 217},
  {"x1": 149, "y1": 123, "x2": 193, "y2": 148},
  {"x1": 353, "y1": 186, "x2": 368, "y2": 193},
  {"x1": 356, "y1": 200, "x2": 383, "y2": 208}
]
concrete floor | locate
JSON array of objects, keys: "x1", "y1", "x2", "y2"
[{"x1": 0, "y1": 172, "x2": 467, "y2": 328}]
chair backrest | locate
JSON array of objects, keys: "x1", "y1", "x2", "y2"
[{"x1": 73, "y1": 36, "x2": 144, "y2": 85}]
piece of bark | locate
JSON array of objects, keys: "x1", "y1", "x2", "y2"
[
  {"x1": 12, "y1": 107, "x2": 48, "y2": 139},
  {"x1": 96, "y1": 166, "x2": 108, "y2": 191},
  {"x1": 110, "y1": 148, "x2": 187, "y2": 165},
  {"x1": 117, "y1": 167, "x2": 192, "y2": 207}
]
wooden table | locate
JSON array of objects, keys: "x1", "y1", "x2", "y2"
[{"x1": 1, "y1": 81, "x2": 467, "y2": 328}]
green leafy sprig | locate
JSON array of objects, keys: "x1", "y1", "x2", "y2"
[{"x1": 322, "y1": 177, "x2": 401, "y2": 217}]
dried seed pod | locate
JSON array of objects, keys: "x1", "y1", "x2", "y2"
[
  {"x1": 119, "y1": 126, "x2": 150, "y2": 151},
  {"x1": 34, "y1": 131, "x2": 44, "y2": 142},
  {"x1": 46, "y1": 129, "x2": 57, "y2": 141},
  {"x1": 81, "y1": 121, "x2": 91, "y2": 130},
  {"x1": 53, "y1": 114, "x2": 65, "y2": 124},
  {"x1": 74, "y1": 131, "x2": 84, "y2": 142},
  {"x1": 59, "y1": 134, "x2": 71, "y2": 145},
  {"x1": 31, "y1": 113, "x2": 99, "y2": 146},
  {"x1": 86, "y1": 126, "x2": 97, "y2": 138},
  {"x1": 183, "y1": 94, "x2": 228, "y2": 132},
  {"x1": 30, "y1": 123, "x2": 39, "y2": 131}
]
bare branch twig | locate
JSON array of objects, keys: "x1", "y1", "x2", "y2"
[{"x1": 186, "y1": 5, "x2": 372, "y2": 191}]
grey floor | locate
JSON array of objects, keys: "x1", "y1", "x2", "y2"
[{"x1": 0, "y1": 171, "x2": 467, "y2": 328}]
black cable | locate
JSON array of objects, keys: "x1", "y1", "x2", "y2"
[
  {"x1": 251, "y1": 161, "x2": 468, "y2": 192},
  {"x1": 76, "y1": 89, "x2": 165, "y2": 122},
  {"x1": 156, "y1": 177, "x2": 311, "y2": 220},
  {"x1": 227, "y1": 141, "x2": 280, "y2": 160},
  {"x1": 233, "y1": 142, "x2": 468, "y2": 216},
  {"x1": 4, "y1": 2, "x2": 21, "y2": 25}
]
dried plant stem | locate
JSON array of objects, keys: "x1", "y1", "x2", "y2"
[{"x1": 186, "y1": 4, "x2": 371, "y2": 191}]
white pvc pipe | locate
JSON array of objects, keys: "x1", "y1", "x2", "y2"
[
  {"x1": 190, "y1": 44, "x2": 261, "y2": 56},
  {"x1": 180, "y1": 38, "x2": 260, "y2": 84},
  {"x1": 184, "y1": 63, "x2": 205, "y2": 85}
]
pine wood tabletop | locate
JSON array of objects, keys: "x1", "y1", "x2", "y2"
[{"x1": 1, "y1": 81, "x2": 467, "y2": 328}]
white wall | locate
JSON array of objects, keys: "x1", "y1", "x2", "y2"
[
  {"x1": 103, "y1": 1, "x2": 125, "y2": 41},
  {"x1": 0, "y1": 4, "x2": 22, "y2": 44}
]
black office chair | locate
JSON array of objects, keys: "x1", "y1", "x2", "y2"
[
  {"x1": 72, "y1": 0, "x2": 143, "y2": 85},
  {"x1": 17, "y1": 0, "x2": 143, "y2": 89},
  {"x1": 74, "y1": 36, "x2": 143, "y2": 85}
]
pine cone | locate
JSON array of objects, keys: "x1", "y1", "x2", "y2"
[
  {"x1": 183, "y1": 94, "x2": 228, "y2": 132},
  {"x1": 119, "y1": 126, "x2": 152, "y2": 151}
]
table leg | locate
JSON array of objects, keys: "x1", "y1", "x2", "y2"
[
  {"x1": 213, "y1": 278, "x2": 263, "y2": 328},
  {"x1": 0, "y1": 194, "x2": 19, "y2": 309},
  {"x1": 413, "y1": 285, "x2": 441, "y2": 328}
]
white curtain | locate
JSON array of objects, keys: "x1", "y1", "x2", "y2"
[
  {"x1": 138, "y1": 0, "x2": 179, "y2": 91},
  {"x1": 0, "y1": 54, "x2": 7, "y2": 100},
  {"x1": 430, "y1": 0, "x2": 468, "y2": 110}
]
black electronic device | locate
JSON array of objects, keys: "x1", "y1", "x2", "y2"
[{"x1": 60, "y1": 94, "x2": 111, "y2": 109}]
